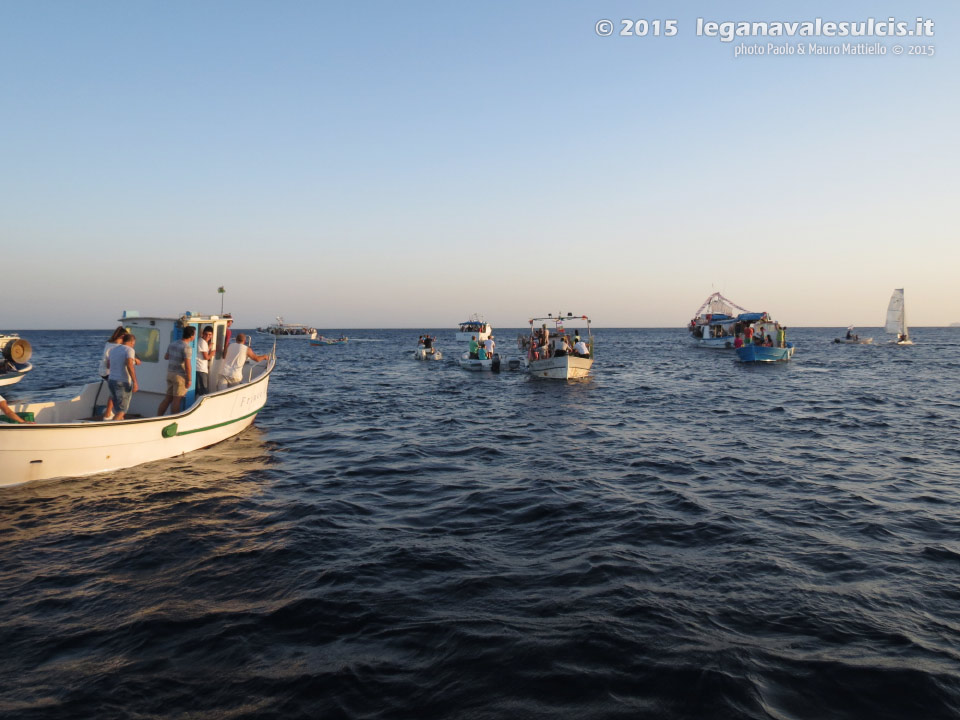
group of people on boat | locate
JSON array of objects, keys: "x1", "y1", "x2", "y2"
[
  {"x1": 259, "y1": 326, "x2": 315, "y2": 336},
  {"x1": 521, "y1": 326, "x2": 590, "y2": 361},
  {"x1": 417, "y1": 335, "x2": 439, "y2": 355},
  {"x1": 459, "y1": 322, "x2": 487, "y2": 334},
  {"x1": 96, "y1": 316, "x2": 267, "y2": 421},
  {"x1": 732, "y1": 324, "x2": 787, "y2": 349},
  {"x1": 466, "y1": 335, "x2": 496, "y2": 360}
]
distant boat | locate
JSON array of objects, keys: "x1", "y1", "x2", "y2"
[
  {"x1": 257, "y1": 317, "x2": 318, "y2": 340},
  {"x1": 309, "y1": 336, "x2": 348, "y2": 346},
  {"x1": 524, "y1": 313, "x2": 593, "y2": 379},
  {"x1": 834, "y1": 327, "x2": 873, "y2": 345},
  {"x1": 885, "y1": 289, "x2": 913, "y2": 345},
  {"x1": 455, "y1": 314, "x2": 492, "y2": 342}
]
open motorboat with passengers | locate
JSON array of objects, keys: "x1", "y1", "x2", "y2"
[
  {"x1": 0, "y1": 310, "x2": 275, "y2": 486},
  {"x1": 834, "y1": 327, "x2": 873, "y2": 344},
  {"x1": 0, "y1": 334, "x2": 33, "y2": 387},
  {"x1": 413, "y1": 335, "x2": 442, "y2": 361},
  {"x1": 523, "y1": 313, "x2": 594, "y2": 379}
]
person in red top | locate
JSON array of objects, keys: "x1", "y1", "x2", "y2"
[
  {"x1": 744, "y1": 325, "x2": 754, "y2": 344},
  {"x1": 733, "y1": 335, "x2": 744, "y2": 349}
]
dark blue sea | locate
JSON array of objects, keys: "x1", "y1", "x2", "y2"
[{"x1": 2, "y1": 328, "x2": 959, "y2": 719}]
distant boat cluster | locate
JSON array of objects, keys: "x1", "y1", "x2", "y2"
[{"x1": 0, "y1": 287, "x2": 919, "y2": 486}]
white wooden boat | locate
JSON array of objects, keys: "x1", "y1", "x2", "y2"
[
  {"x1": 0, "y1": 311, "x2": 275, "y2": 487},
  {"x1": 256, "y1": 316, "x2": 317, "y2": 339},
  {"x1": 885, "y1": 289, "x2": 913, "y2": 345},
  {"x1": 455, "y1": 314, "x2": 492, "y2": 342},
  {"x1": 0, "y1": 334, "x2": 33, "y2": 387},
  {"x1": 525, "y1": 313, "x2": 594, "y2": 379}
]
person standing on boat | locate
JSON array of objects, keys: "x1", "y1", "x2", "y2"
[
  {"x1": 98, "y1": 326, "x2": 136, "y2": 420},
  {"x1": 744, "y1": 325, "x2": 754, "y2": 345},
  {"x1": 220, "y1": 315, "x2": 233, "y2": 359},
  {"x1": 196, "y1": 326, "x2": 215, "y2": 396},
  {"x1": 106, "y1": 333, "x2": 139, "y2": 421},
  {"x1": 733, "y1": 334, "x2": 744, "y2": 349},
  {"x1": 776, "y1": 325, "x2": 786, "y2": 348},
  {"x1": 469, "y1": 335, "x2": 479, "y2": 359},
  {"x1": 484, "y1": 335, "x2": 495, "y2": 359},
  {"x1": 423, "y1": 335, "x2": 435, "y2": 353},
  {"x1": 158, "y1": 326, "x2": 194, "y2": 416},
  {"x1": 218, "y1": 334, "x2": 268, "y2": 391}
]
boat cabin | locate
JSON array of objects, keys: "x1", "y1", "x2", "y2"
[{"x1": 90, "y1": 311, "x2": 245, "y2": 418}]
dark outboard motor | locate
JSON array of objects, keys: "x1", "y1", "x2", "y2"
[{"x1": 491, "y1": 353, "x2": 501, "y2": 373}]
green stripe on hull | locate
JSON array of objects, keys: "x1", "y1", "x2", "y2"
[{"x1": 174, "y1": 405, "x2": 264, "y2": 436}]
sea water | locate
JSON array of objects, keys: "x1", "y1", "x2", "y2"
[{"x1": 1, "y1": 328, "x2": 958, "y2": 718}]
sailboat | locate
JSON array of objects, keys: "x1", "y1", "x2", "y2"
[{"x1": 885, "y1": 288, "x2": 913, "y2": 345}]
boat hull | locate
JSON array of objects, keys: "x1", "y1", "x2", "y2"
[
  {"x1": 0, "y1": 363, "x2": 32, "y2": 387},
  {"x1": 458, "y1": 353, "x2": 502, "y2": 371},
  {"x1": 0, "y1": 360, "x2": 274, "y2": 486},
  {"x1": 455, "y1": 329, "x2": 491, "y2": 342},
  {"x1": 257, "y1": 331, "x2": 317, "y2": 340},
  {"x1": 834, "y1": 338, "x2": 873, "y2": 345},
  {"x1": 692, "y1": 336, "x2": 736, "y2": 349},
  {"x1": 413, "y1": 349, "x2": 442, "y2": 361},
  {"x1": 527, "y1": 355, "x2": 593, "y2": 379},
  {"x1": 736, "y1": 343, "x2": 795, "y2": 363}
]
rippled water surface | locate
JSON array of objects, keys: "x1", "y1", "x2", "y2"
[{"x1": 2, "y1": 328, "x2": 959, "y2": 719}]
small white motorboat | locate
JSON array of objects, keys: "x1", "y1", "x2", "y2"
[
  {"x1": 524, "y1": 313, "x2": 594, "y2": 380},
  {"x1": 458, "y1": 352, "x2": 502, "y2": 371},
  {"x1": 834, "y1": 327, "x2": 873, "y2": 345},
  {"x1": 0, "y1": 334, "x2": 33, "y2": 387},
  {"x1": 0, "y1": 311, "x2": 275, "y2": 486}
]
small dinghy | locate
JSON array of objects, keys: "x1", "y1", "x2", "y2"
[{"x1": 834, "y1": 327, "x2": 873, "y2": 345}]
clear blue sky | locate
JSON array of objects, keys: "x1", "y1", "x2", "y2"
[{"x1": 1, "y1": 1, "x2": 956, "y2": 328}]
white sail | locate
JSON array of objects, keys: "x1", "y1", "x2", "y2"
[{"x1": 885, "y1": 289, "x2": 905, "y2": 335}]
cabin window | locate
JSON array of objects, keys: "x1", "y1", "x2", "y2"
[
  {"x1": 131, "y1": 327, "x2": 160, "y2": 363},
  {"x1": 215, "y1": 325, "x2": 225, "y2": 356}
]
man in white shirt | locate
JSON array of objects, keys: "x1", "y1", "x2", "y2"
[
  {"x1": 484, "y1": 336, "x2": 495, "y2": 358},
  {"x1": 574, "y1": 339, "x2": 590, "y2": 357},
  {"x1": 217, "y1": 334, "x2": 268, "y2": 391},
  {"x1": 196, "y1": 326, "x2": 215, "y2": 396}
]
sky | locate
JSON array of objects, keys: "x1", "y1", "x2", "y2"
[{"x1": 1, "y1": 1, "x2": 957, "y2": 329}]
